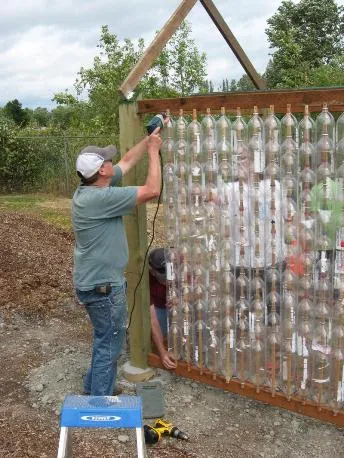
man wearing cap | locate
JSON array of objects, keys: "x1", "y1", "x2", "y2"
[
  {"x1": 148, "y1": 248, "x2": 176, "y2": 370},
  {"x1": 72, "y1": 127, "x2": 162, "y2": 396}
]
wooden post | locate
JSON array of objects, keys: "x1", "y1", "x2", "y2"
[
  {"x1": 118, "y1": 0, "x2": 198, "y2": 99},
  {"x1": 119, "y1": 102, "x2": 151, "y2": 369}
]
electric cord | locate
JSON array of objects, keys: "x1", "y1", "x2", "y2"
[{"x1": 127, "y1": 151, "x2": 163, "y2": 330}]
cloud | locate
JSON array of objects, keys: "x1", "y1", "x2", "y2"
[
  {"x1": 1, "y1": 0, "x2": 342, "y2": 108},
  {"x1": 0, "y1": 25, "x2": 95, "y2": 106}
]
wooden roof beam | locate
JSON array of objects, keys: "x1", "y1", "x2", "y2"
[
  {"x1": 200, "y1": 0, "x2": 266, "y2": 90},
  {"x1": 137, "y1": 87, "x2": 344, "y2": 114},
  {"x1": 118, "y1": 0, "x2": 198, "y2": 100}
]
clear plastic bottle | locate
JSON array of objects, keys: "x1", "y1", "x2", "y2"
[
  {"x1": 188, "y1": 108, "x2": 203, "y2": 165},
  {"x1": 235, "y1": 283, "x2": 251, "y2": 385},
  {"x1": 207, "y1": 289, "x2": 221, "y2": 379},
  {"x1": 192, "y1": 234, "x2": 208, "y2": 375},
  {"x1": 221, "y1": 306, "x2": 236, "y2": 382},
  {"x1": 181, "y1": 298, "x2": 194, "y2": 370},
  {"x1": 280, "y1": 104, "x2": 297, "y2": 145},
  {"x1": 248, "y1": 106, "x2": 265, "y2": 174},
  {"x1": 264, "y1": 105, "x2": 282, "y2": 395},
  {"x1": 315, "y1": 104, "x2": 335, "y2": 171},
  {"x1": 311, "y1": 274, "x2": 332, "y2": 408},
  {"x1": 296, "y1": 108, "x2": 317, "y2": 403},
  {"x1": 299, "y1": 105, "x2": 315, "y2": 170},
  {"x1": 232, "y1": 107, "x2": 248, "y2": 180},
  {"x1": 316, "y1": 103, "x2": 335, "y2": 144},
  {"x1": 216, "y1": 106, "x2": 231, "y2": 166},
  {"x1": 190, "y1": 184, "x2": 206, "y2": 238},
  {"x1": 202, "y1": 107, "x2": 216, "y2": 157},
  {"x1": 194, "y1": 298, "x2": 207, "y2": 374},
  {"x1": 175, "y1": 109, "x2": 188, "y2": 166},
  {"x1": 264, "y1": 105, "x2": 281, "y2": 163},
  {"x1": 168, "y1": 305, "x2": 181, "y2": 362},
  {"x1": 250, "y1": 283, "x2": 266, "y2": 392},
  {"x1": 281, "y1": 288, "x2": 297, "y2": 399},
  {"x1": 296, "y1": 294, "x2": 313, "y2": 403}
]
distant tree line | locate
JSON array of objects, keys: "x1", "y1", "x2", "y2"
[
  {"x1": 1, "y1": 0, "x2": 343, "y2": 136},
  {"x1": 0, "y1": 0, "x2": 343, "y2": 193}
]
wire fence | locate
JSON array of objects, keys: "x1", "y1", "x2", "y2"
[{"x1": 0, "y1": 134, "x2": 117, "y2": 196}]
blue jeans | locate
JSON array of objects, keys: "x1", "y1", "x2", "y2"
[
  {"x1": 76, "y1": 284, "x2": 127, "y2": 396},
  {"x1": 155, "y1": 306, "x2": 167, "y2": 337}
]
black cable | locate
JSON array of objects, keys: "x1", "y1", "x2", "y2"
[{"x1": 127, "y1": 151, "x2": 163, "y2": 330}]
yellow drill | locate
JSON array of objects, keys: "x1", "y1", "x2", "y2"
[{"x1": 143, "y1": 418, "x2": 189, "y2": 444}]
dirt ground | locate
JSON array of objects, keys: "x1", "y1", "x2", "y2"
[{"x1": 0, "y1": 202, "x2": 343, "y2": 458}]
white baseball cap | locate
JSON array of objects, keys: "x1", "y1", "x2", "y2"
[{"x1": 76, "y1": 145, "x2": 118, "y2": 179}]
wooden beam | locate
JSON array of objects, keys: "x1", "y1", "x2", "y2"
[
  {"x1": 148, "y1": 353, "x2": 344, "y2": 427},
  {"x1": 200, "y1": 0, "x2": 266, "y2": 90},
  {"x1": 118, "y1": 0, "x2": 198, "y2": 99},
  {"x1": 137, "y1": 87, "x2": 344, "y2": 114},
  {"x1": 119, "y1": 102, "x2": 151, "y2": 369}
]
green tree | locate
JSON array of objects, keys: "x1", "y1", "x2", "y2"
[
  {"x1": 160, "y1": 21, "x2": 207, "y2": 96},
  {"x1": 54, "y1": 21, "x2": 207, "y2": 135},
  {"x1": 236, "y1": 74, "x2": 257, "y2": 91},
  {"x1": 308, "y1": 55, "x2": 344, "y2": 87},
  {"x1": 72, "y1": 26, "x2": 145, "y2": 135},
  {"x1": 265, "y1": 0, "x2": 344, "y2": 88},
  {"x1": 219, "y1": 79, "x2": 229, "y2": 92},
  {"x1": 33, "y1": 107, "x2": 51, "y2": 127},
  {"x1": 4, "y1": 99, "x2": 30, "y2": 127},
  {"x1": 229, "y1": 79, "x2": 237, "y2": 91}
]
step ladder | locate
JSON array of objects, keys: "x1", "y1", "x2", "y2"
[{"x1": 57, "y1": 395, "x2": 145, "y2": 458}]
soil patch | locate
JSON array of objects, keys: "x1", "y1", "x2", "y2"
[{"x1": 0, "y1": 207, "x2": 343, "y2": 457}]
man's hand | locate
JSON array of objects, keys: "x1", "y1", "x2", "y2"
[
  {"x1": 147, "y1": 127, "x2": 162, "y2": 154},
  {"x1": 160, "y1": 350, "x2": 177, "y2": 370}
]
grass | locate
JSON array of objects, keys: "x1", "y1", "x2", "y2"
[{"x1": 0, "y1": 194, "x2": 72, "y2": 230}]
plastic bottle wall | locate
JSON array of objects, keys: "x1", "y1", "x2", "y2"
[{"x1": 162, "y1": 105, "x2": 344, "y2": 412}]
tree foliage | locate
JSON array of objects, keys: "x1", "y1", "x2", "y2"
[
  {"x1": 265, "y1": 0, "x2": 344, "y2": 88},
  {"x1": 52, "y1": 21, "x2": 207, "y2": 135},
  {"x1": 157, "y1": 21, "x2": 207, "y2": 96},
  {"x1": 4, "y1": 99, "x2": 30, "y2": 127}
]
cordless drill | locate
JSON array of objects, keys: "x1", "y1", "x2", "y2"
[
  {"x1": 154, "y1": 418, "x2": 189, "y2": 440},
  {"x1": 143, "y1": 418, "x2": 189, "y2": 444}
]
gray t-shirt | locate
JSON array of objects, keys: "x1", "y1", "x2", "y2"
[{"x1": 72, "y1": 165, "x2": 137, "y2": 290}]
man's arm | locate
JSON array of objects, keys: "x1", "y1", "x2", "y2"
[
  {"x1": 136, "y1": 133, "x2": 162, "y2": 205},
  {"x1": 117, "y1": 123, "x2": 165, "y2": 177},
  {"x1": 150, "y1": 305, "x2": 176, "y2": 370},
  {"x1": 117, "y1": 136, "x2": 149, "y2": 176}
]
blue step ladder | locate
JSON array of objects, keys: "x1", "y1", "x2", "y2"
[{"x1": 57, "y1": 395, "x2": 145, "y2": 458}]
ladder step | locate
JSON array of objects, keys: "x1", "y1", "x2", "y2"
[{"x1": 60, "y1": 395, "x2": 142, "y2": 429}]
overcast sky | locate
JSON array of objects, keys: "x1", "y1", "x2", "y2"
[{"x1": 1, "y1": 0, "x2": 343, "y2": 109}]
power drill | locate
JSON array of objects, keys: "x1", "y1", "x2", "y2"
[
  {"x1": 146, "y1": 113, "x2": 167, "y2": 135},
  {"x1": 143, "y1": 418, "x2": 189, "y2": 444}
]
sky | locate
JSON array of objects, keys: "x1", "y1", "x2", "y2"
[{"x1": 0, "y1": 0, "x2": 343, "y2": 110}]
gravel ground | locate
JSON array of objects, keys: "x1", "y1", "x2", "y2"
[{"x1": 0, "y1": 206, "x2": 343, "y2": 457}]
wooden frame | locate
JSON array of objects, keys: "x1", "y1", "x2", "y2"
[
  {"x1": 119, "y1": 86, "x2": 344, "y2": 425},
  {"x1": 138, "y1": 87, "x2": 344, "y2": 115},
  {"x1": 119, "y1": 0, "x2": 264, "y2": 99},
  {"x1": 148, "y1": 353, "x2": 344, "y2": 427}
]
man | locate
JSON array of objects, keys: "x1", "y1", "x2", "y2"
[
  {"x1": 72, "y1": 126, "x2": 162, "y2": 396},
  {"x1": 149, "y1": 248, "x2": 177, "y2": 370}
]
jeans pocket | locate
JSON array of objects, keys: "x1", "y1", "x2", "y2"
[{"x1": 107, "y1": 288, "x2": 128, "y2": 331}]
